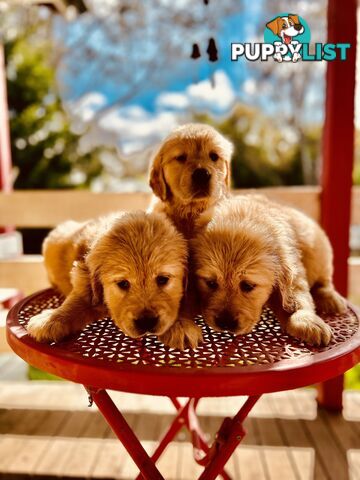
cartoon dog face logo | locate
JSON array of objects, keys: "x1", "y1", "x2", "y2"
[
  {"x1": 266, "y1": 14, "x2": 305, "y2": 62},
  {"x1": 266, "y1": 15, "x2": 304, "y2": 43}
]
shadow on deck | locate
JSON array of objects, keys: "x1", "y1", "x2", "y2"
[{"x1": 0, "y1": 377, "x2": 360, "y2": 479}]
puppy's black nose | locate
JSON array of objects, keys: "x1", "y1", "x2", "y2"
[
  {"x1": 294, "y1": 24, "x2": 303, "y2": 31},
  {"x1": 215, "y1": 310, "x2": 237, "y2": 332},
  {"x1": 192, "y1": 168, "x2": 211, "y2": 186},
  {"x1": 135, "y1": 311, "x2": 159, "y2": 334}
]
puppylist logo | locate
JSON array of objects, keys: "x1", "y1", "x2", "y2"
[{"x1": 231, "y1": 13, "x2": 351, "y2": 63}]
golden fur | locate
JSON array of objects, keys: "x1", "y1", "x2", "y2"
[
  {"x1": 191, "y1": 195, "x2": 346, "y2": 346},
  {"x1": 26, "y1": 211, "x2": 200, "y2": 348},
  {"x1": 149, "y1": 123, "x2": 233, "y2": 238}
]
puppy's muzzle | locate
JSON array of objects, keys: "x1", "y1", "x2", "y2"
[
  {"x1": 135, "y1": 310, "x2": 159, "y2": 335},
  {"x1": 294, "y1": 23, "x2": 303, "y2": 31},
  {"x1": 192, "y1": 168, "x2": 211, "y2": 195},
  {"x1": 215, "y1": 310, "x2": 238, "y2": 332}
]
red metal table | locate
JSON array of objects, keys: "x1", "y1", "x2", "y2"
[{"x1": 6, "y1": 289, "x2": 360, "y2": 480}]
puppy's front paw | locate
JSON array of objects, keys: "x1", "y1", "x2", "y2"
[
  {"x1": 27, "y1": 309, "x2": 68, "y2": 343},
  {"x1": 160, "y1": 318, "x2": 203, "y2": 350},
  {"x1": 286, "y1": 310, "x2": 332, "y2": 346},
  {"x1": 312, "y1": 287, "x2": 347, "y2": 315}
]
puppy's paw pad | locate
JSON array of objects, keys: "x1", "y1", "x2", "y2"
[
  {"x1": 27, "y1": 309, "x2": 65, "y2": 343},
  {"x1": 286, "y1": 311, "x2": 332, "y2": 346}
]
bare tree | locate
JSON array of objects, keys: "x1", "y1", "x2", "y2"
[
  {"x1": 245, "y1": 0, "x2": 327, "y2": 184},
  {"x1": 51, "y1": 0, "x2": 241, "y2": 123}
]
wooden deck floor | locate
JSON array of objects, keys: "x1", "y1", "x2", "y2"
[{"x1": 0, "y1": 380, "x2": 360, "y2": 480}]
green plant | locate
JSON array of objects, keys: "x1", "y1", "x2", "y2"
[
  {"x1": 194, "y1": 106, "x2": 321, "y2": 188},
  {"x1": 5, "y1": 34, "x2": 105, "y2": 189}
]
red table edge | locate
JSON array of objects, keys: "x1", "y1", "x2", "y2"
[{"x1": 6, "y1": 289, "x2": 360, "y2": 397}]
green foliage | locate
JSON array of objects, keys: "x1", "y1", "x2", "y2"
[
  {"x1": 28, "y1": 365, "x2": 62, "y2": 381},
  {"x1": 5, "y1": 34, "x2": 104, "y2": 189},
  {"x1": 345, "y1": 365, "x2": 360, "y2": 389},
  {"x1": 194, "y1": 106, "x2": 321, "y2": 188}
]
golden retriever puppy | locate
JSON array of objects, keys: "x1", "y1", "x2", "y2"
[
  {"x1": 27, "y1": 211, "x2": 200, "y2": 349},
  {"x1": 191, "y1": 195, "x2": 347, "y2": 346},
  {"x1": 149, "y1": 123, "x2": 233, "y2": 237}
]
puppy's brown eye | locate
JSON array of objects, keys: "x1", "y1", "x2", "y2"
[
  {"x1": 156, "y1": 275, "x2": 169, "y2": 286},
  {"x1": 117, "y1": 280, "x2": 130, "y2": 290},
  {"x1": 206, "y1": 280, "x2": 218, "y2": 290},
  {"x1": 209, "y1": 151, "x2": 219, "y2": 162},
  {"x1": 282, "y1": 23, "x2": 287, "y2": 28},
  {"x1": 240, "y1": 281, "x2": 255, "y2": 293},
  {"x1": 176, "y1": 154, "x2": 187, "y2": 163}
]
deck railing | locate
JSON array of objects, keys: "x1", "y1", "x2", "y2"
[{"x1": 1, "y1": 186, "x2": 360, "y2": 298}]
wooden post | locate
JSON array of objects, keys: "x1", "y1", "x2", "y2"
[
  {"x1": 0, "y1": 42, "x2": 12, "y2": 193},
  {"x1": 318, "y1": 0, "x2": 357, "y2": 411}
]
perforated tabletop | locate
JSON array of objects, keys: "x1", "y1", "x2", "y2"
[{"x1": 6, "y1": 289, "x2": 360, "y2": 397}]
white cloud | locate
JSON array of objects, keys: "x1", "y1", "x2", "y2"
[
  {"x1": 157, "y1": 70, "x2": 236, "y2": 113},
  {"x1": 71, "y1": 70, "x2": 236, "y2": 157},
  {"x1": 69, "y1": 92, "x2": 107, "y2": 122},
  {"x1": 99, "y1": 106, "x2": 178, "y2": 155},
  {"x1": 156, "y1": 92, "x2": 190, "y2": 110},
  {"x1": 243, "y1": 78, "x2": 256, "y2": 95},
  {"x1": 85, "y1": 0, "x2": 121, "y2": 17},
  {"x1": 187, "y1": 71, "x2": 235, "y2": 111}
]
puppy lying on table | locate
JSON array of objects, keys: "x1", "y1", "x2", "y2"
[
  {"x1": 26, "y1": 211, "x2": 200, "y2": 349},
  {"x1": 191, "y1": 195, "x2": 346, "y2": 346}
]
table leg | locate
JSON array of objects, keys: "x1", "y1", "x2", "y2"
[
  {"x1": 317, "y1": 375, "x2": 344, "y2": 411},
  {"x1": 135, "y1": 397, "x2": 230, "y2": 480},
  {"x1": 198, "y1": 395, "x2": 261, "y2": 480},
  {"x1": 87, "y1": 387, "x2": 164, "y2": 480},
  {"x1": 86, "y1": 388, "x2": 259, "y2": 480},
  {"x1": 134, "y1": 398, "x2": 192, "y2": 480},
  {"x1": 171, "y1": 398, "x2": 231, "y2": 480}
]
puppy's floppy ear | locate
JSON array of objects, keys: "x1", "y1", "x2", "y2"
[
  {"x1": 222, "y1": 136, "x2": 233, "y2": 188},
  {"x1": 89, "y1": 267, "x2": 103, "y2": 306},
  {"x1": 225, "y1": 160, "x2": 232, "y2": 188},
  {"x1": 289, "y1": 14, "x2": 300, "y2": 24},
  {"x1": 83, "y1": 255, "x2": 103, "y2": 306},
  {"x1": 69, "y1": 259, "x2": 103, "y2": 307},
  {"x1": 182, "y1": 265, "x2": 189, "y2": 293},
  {"x1": 266, "y1": 17, "x2": 281, "y2": 36},
  {"x1": 149, "y1": 149, "x2": 169, "y2": 201}
]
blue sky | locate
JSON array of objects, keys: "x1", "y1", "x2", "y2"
[
  {"x1": 54, "y1": 1, "x2": 328, "y2": 156},
  {"x1": 57, "y1": 0, "x2": 268, "y2": 112}
]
